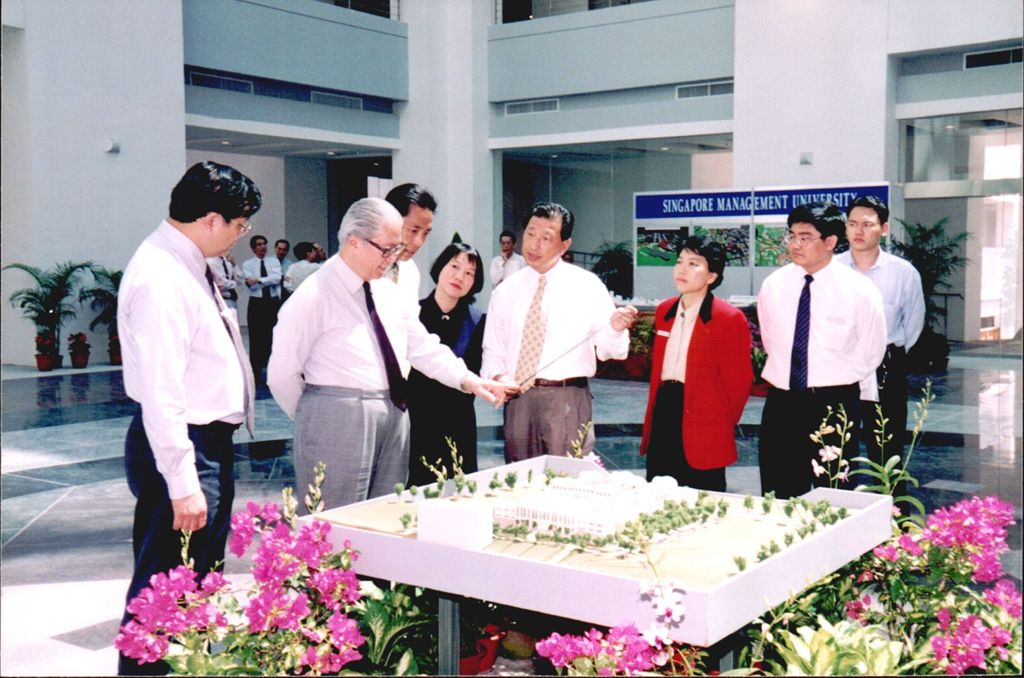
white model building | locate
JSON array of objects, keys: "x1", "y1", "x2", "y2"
[{"x1": 493, "y1": 471, "x2": 695, "y2": 538}]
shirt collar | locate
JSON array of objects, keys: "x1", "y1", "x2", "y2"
[
  {"x1": 797, "y1": 256, "x2": 840, "y2": 283},
  {"x1": 156, "y1": 220, "x2": 207, "y2": 280},
  {"x1": 328, "y1": 255, "x2": 366, "y2": 296}
]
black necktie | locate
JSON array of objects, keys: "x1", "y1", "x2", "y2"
[
  {"x1": 363, "y1": 282, "x2": 407, "y2": 411},
  {"x1": 259, "y1": 259, "x2": 270, "y2": 299},
  {"x1": 790, "y1": 274, "x2": 814, "y2": 390}
]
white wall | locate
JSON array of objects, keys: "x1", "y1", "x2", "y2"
[
  {"x1": 888, "y1": 0, "x2": 1024, "y2": 55},
  {"x1": 732, "y1": 0, "x2": 891, "y2": 187},
  {"x1": 1, "y1": 0, "x2": 186, "y2": 366},
  {"x1": 392, "y1": 0, "x2": 494, "y2": 304}
]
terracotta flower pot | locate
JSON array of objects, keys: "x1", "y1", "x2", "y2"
[
  {"x1": 70, "y1": 351, "x2": 90, "y2": 369},
  {"x1": 35, "y1": 353, "x2": 59, "y2": 372}
]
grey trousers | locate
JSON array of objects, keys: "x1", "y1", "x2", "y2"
[
  {"x1": 293, "y1": 384, "x2": 409, "y2": 512},
  {"x1": 503, "y1": 383, "x2": 595, "y2": 462}
]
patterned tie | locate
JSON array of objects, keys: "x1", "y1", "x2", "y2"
[
  {"x1": 363, "y1": 282, "x2": 407, "y2": 411},
  {"x1": 789, "y1": 274, "x2": 814, "y2": 391},
  {"x1": 514, "y1": 274, "x2": 548, "y2": 391},
  {"x1": 205, "y1": 266, "x2": 256, "y2": 436},
  {"x1": 259, "y1": 259, "x2": 270, "y2": 299}
]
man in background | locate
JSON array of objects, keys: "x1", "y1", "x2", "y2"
[
  {"x1": 275, "y1": 238, "x2": 293, "y2": 302},
  {"x1": 283, "y1": 241, "x2": 322, "y2": 293},
  {"x1": 242, "y1": 234, "x2": 282, "y2": 384},
  {"x1": 836, "y1": 196, "x2": 925, "y2": 480},
  {"x1": 490, "y1": 229, "x2": 525, "y2": 287}
]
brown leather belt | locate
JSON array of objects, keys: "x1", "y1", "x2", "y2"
[{"x1": 532, "y1": 377, "x2": 588, "y2": 388}]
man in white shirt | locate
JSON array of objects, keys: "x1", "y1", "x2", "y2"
[
  {"x1": 275, "y1": 238, "x2": 294, "y2": 301},
  {"x1": 268, "y1": 197, "x2": 507, "y2": 509},
  {"x1": 282, "y1": 241, "x2": 321, "y2": 293},
  {"x1": 242, "y1": 234, "x2": 282, "y2": 384},
  {"x1": 482, "y1": 202, "x2": 638, "y2": 461},
  {"x1": 757, "y1": 202, "x2": 886, "y2": 499},
  {"x1": 117, "y1": 161, "x2": 260, "y2": 675},
  {"x1": 206, "y1": 253, "x2": 242, "y2": 309},
  {"x1": 490, "y1": 229, "x2": 526, "y2": 287},
  {"x1": 836, "y1": 196, "x2": 925, "y2": 483},
  {"x1": 384, "y1": 182, "x2": 436, "y2": 303}
]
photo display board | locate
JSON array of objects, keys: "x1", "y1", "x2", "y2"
[{"x1": 632, "y1": 184, "x2": 889, "y2": 300}]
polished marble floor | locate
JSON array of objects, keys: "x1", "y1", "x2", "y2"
[{"x1": 1, "y1": 352, "x2": 1021, "y2": 675}]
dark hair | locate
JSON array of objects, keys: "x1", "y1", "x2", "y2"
[
  {"x1": 249, "y1": 234, "x2": 268, "y2": 249},
  {"x1": 786, "y1": 202, "x2": 846, "y2": 240},
  {"x1": 679, "y1": 235, "x2": 726, "y2": 290},
  {"x1": 385, "y1": 183, "x2": 438, "y2": 216},
  {"x1": 499, "y1": 230, "x2": 516, "y2": 243},
  {"x1": 524, "y1": 201, "x2": 574, "y2": 240},
  {"x1": 275, "y1": 238, "x2": 290, "y2": 249},
  {"x1": 847, "y1": 195, "x2": 889, "y2": 224},
  {"x1": 168, "y1": 161, "x2": 261, "y2": 223},
  {"x1": 294, "y1": 242, "x2": 314, "y2": 260},
  {"x1": 429, "y1": 242, "x2": 485, "y2": 302}
]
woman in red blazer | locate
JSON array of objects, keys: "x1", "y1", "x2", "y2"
[{"x1": 639, "y1": 236, "x2": 753, "y2": 490}]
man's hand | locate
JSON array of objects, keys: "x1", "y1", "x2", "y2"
[
  {"x1": 245, "y1": 277, "x2": 259, "y2": 286},
  {"x1": 171, "y1": 492, "x2": 208, "y2": 532},
  {"x1": 610, "y1": 305, "x2": 639, "y2": 332},
  {"x1": 462, "y1": 374, "x2": 513, "y2": 407}
]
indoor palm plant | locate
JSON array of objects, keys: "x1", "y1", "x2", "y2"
[
  {"x1": 79, "y1": 266, "x2": 124, "y2": 364},
  {"x1": 4, "y1": 261, "x2": 93, "y2": 371}
]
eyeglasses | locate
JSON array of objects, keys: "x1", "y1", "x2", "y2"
[
  {"x1": 784, "y1": 232, "x2": 823, "y2": 247},
  {"x1": 361, "y1": 237, "x2": 405, "y2": 259}
]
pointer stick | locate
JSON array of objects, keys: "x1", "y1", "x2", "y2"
[{"x1": 516, "y1": 325, "x2": 605, "y2": 389}]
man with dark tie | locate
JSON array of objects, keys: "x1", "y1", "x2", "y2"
[
  {"x1": 242, "y1": 234, "x2": 282, "y2": 383},
  {"x1": 116, "y1": 161, "x2": 260, "y2": 674},
  {"x1": 267, "y1": 197, "x2": 508, "y2": 509},
  {"x1": 756, "y1": 202, "x2": 886, "y2": 499}
]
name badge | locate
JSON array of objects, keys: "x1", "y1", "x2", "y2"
[{"x1": 656, "y1": 330, "x2": 671, "y2": 337}]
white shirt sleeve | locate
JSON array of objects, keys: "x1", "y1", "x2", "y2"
[{"x1": 120, "y1": 281, "x2": 201, "y2": 500}]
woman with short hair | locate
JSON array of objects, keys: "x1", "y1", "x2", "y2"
[{"x1": 640, "y1": 236, "x2": 753, "y2": 491}]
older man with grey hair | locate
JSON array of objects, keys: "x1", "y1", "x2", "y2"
[{"x1": 268, "y1": 197, "x2": 508, "y2": 509}]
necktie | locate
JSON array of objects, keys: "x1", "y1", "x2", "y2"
[
  {"x1": 789, "y1": 274, "x2": 814, "y2": 391},
  {"x1": 514, "y1": 274, "x2": 547, "y2": 391},
  {"x1": 259, "y1": 259, "x2": 270, "y2": 299},
  {"x1": 363, "y1": 282, "x2": 407, "y2": 411},
  {"x1": 205, "y1": 267, "x2": 256, "y2": 436}
]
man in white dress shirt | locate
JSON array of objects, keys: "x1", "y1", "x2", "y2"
[
  {"x1": 242, "y1": 234, "x2": 282, "y2": 384},
  {"x1": 757, "y1": 202, "x2": 887, "y2": 499},
  {"x1": 384, "y1": 182, "x2": 436, "y2": 302},
  {"x1": 837, "y1": 196, "x2": 925, "y2": 483},
  {"x1": 282, "y1": 241, "x2": 321, "y2": 293},
  {"x1": 117, "y1": 161, "x2": 260, "y2": 674},
  {"x1": 482, "y1": 202, "x2": 638, "y2": 461},
  {"x1": 490, "y1": 229, "x2": 526, "y2": 288},
  {"x1": 268, "y1": 197, "x2": 507, "y2": 509},
  {"x1": 206, "y1": 253, "x2": 242, "y2": 309}
]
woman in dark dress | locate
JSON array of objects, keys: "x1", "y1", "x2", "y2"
[{"x1": 407, "y1": 242, "x2": 487, "y2": 486}]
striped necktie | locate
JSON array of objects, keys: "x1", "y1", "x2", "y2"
[
  {"x1": 514, "y1": 274, "x2": 547, "y2": 391},
  {"x1": 789, "y1": 274, "x2": 814, "y2": 390}
]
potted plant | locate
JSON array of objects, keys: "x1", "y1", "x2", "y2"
[
  {"x1": 4, "y1": 261, "x2": 93, "y2": 371},
  {"x1": 749, "y1": 317, "x2": 770, "y2": 397},
  {"x1": 591, "y1": 241, "x2": 634, "y2": 299},
  {"x1": 890, "y1": 217, "x2": 968, "y2": 373},
  {"x1": 67, "y1": 332, "x2": 91, "y2": 369},
  {"x1": 623, "y1": 313, "x2": 654, "y2": 380},
  {"x1": 33, "y1": 331, "x2": 60, "y2": 371},
  {"x1": 79, "y1": 266, "x2": 123, "y2": 364}
]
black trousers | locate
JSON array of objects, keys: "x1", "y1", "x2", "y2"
[
  {"x1": 859, "y1": 345, "x2": 909, "y2": 499},
  {"x1": 861, "y1": 345, "x2": 908, "y2": 466},
  {"x1": 247, "y1": 296, "x2": 280, "y2": 376},
  {"x1": 118, "y1": 411, "x2": 237, "y2": 676},
  {"x1": 758, "y1": 383, "x2": 859, "y2": 499},
  {"x1": 646, "y1": 381, "x2": 726, "y2": 492}
]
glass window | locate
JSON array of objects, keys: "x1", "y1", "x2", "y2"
[{"x1": 901, "y1": 109, "x2": 1022, "y2": 183}]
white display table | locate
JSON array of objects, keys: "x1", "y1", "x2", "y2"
[{"x1": 308, "y1": 456, "x2": 892, "y2": 663}]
